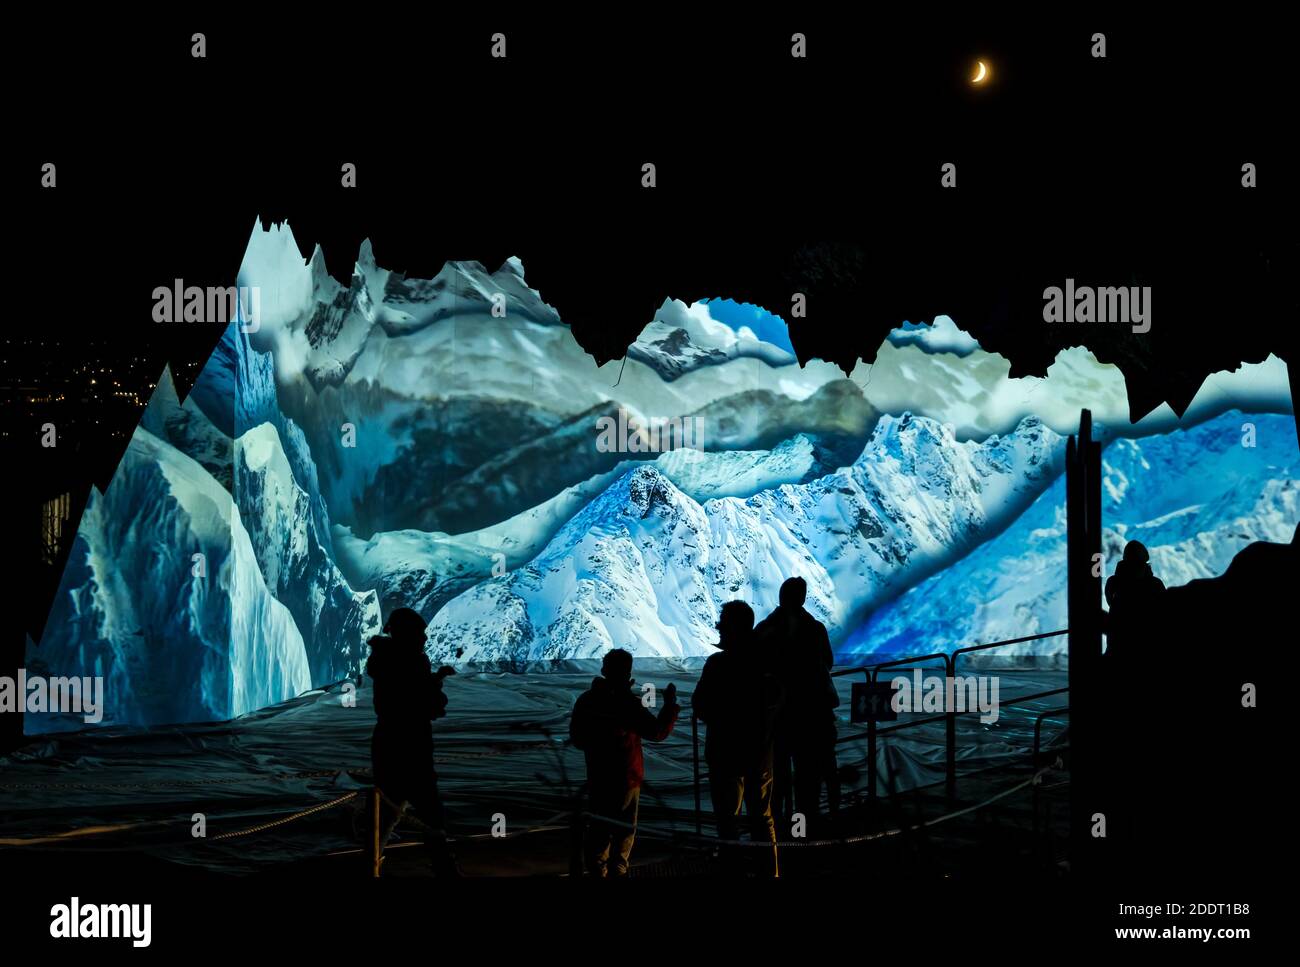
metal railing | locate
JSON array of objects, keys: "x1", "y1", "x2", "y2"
[
  {"x1": 690, "y1": 629, "x2": 1070, "y2": 833},
  {"x1": 1033, "y1": 706, "x2": 1071, "y2": 767},
  {"x1": 1032, "y1": 707, "x2": 1071, "y2": 835}
]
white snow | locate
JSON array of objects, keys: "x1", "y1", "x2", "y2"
[
  {"x1": 31, "y1": 426, "x2": 312, "y2": 731},
  {"x1": 425, "y1": 414, "x2": 1064, "y2": 661}
]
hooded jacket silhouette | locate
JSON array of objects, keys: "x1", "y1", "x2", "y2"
[
  {"x1": 569, "y1": 650, "x2": 679, "y2": 877},
  {"x1": 368, "y1": 636, "x2": 449, "y2": 737},
  {"x1": 1104, "y1": 540, "x2": 1166, "y2": 679},
  {"x1": 570, "y1": 670, "x2": 679, "y2": 793},
  {"x1": 364, "y1": 607, "x2": 458, "y2": 875}
]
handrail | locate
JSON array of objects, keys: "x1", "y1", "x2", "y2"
[
  {"x1": 691, "y1": 628, "x2": 1070, "y2": 821},
  {"x1": 952, "y1": 629, "x2": 1070, "y2": 668},
  {"x1": 845, "y1": 685, "x2": 1070, "y2": 741},
  {"x1": 869, "y1": 652, "x2": 953, "y2": 680},
  {"x1": 830, "y1": 628, "x2": 1069, "y2": 678},
  {"x1": 1031, "y1": 707, "x2": 1071, "y2": 836},
  {"x1": 1033, "y1": 706, "x2": 1071, "y2": 765}
]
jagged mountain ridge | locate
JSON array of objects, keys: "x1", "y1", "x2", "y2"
[{"x1": 425, "y1": 413, "x2": 1063, "y2": 661}]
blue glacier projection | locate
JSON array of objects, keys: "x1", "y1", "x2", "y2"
[
  {"x1": 841, "y1": 412, "x2": 1300, "y2": 661},
  {"x1": 26, "y1": 221, "x2": 1298, "y2": 731}
]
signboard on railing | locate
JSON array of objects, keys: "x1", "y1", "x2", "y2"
[{"x1": 850, "y1": 681, "x2": 897, "y2": 723}]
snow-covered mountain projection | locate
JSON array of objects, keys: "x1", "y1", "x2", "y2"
[
  {"x1": 425, "y1": 414, "x2": 1062, "y2": 660},
  {"x1": 29, "y1": 427, "x2": 313, "y2": 729},
  {"x1": 28, "y1": 323, "x2": 383, "y2": 733},
  {"x1": 26, "y1": 220, "x2": 1296, "y2": 730},
  {"x1": 841, "y1": 411, "x2": 1300, "y2": 661}
]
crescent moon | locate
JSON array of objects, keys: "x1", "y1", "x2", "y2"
[{"x1": 972, "y1": 60, "x2": 988, "y2": 83}]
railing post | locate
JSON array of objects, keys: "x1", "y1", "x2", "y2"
[
  {"x1": 944, "y1": 655, "x2": 956, "y2": 803},
  {"x1": 371, "y1": 788, "x2": 382, "y2": 878},
  {"x1": 570, "y1": 784, "x2": 586, "y2": 877},
  {"x1": 692, "y1": 711, "x2": 702, "y2": 836},
  {"x1": 867, "y1": 719, "x2": 878, "y2": 800},
  {"x1": 1067, "y1": 409, "x2": 1102, "y2": 873},
  {"x1": 1031, "y1": 707, "x2": 1070, "y2": 840},
  {"x1": 867, "y1": 669, "x2": 878, "y2": 800}
]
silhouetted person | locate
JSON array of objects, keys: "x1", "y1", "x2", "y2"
[
  {"x1": 755, "y1": 577, "x2": 839, "y2": 834},
  {"x1": 1104, "y1": 540, "x2": 1166, "y2": 681},
  {"x1": 569, "y1": 648, "x2": 679, "y2": 877},
  {"x1": 1102, "y1": 541, "x2": 1166, "y2": 848},
  {"x1": 693, "y1": 601, "x2": 783, "y2": 876},
  {"x1": 366, "y1": 607, "x2": 460, "y2": 876}
]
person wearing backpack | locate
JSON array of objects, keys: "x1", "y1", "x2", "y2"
[{"x1": 569, "y1": 648, "x2": 679, "y2": 877}]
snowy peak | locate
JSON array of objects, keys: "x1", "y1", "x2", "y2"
[
  {"x1": 886, "y1": 316, "x2": 981, "y2": 357},
  {"x1": 625, "y1": 464, "x2": 687, "y2": 520},
  {"x1": 308, "y1": 244, "x2": 340, "y2": 302},
  {"x1": 628, "y1": 298, "x2": 798, "y2": 381},
  {"x1": 864, "y1": 412, "x2": 959, "y2": 472},
  {"x1": 240, "y1": 226, "x2": 567, "y2": 389},
  {"x1": 856, "y1": 414, "x2": 1061, "y2": 523}
]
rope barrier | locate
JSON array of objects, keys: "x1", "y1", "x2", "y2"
[
  {"x1": 458, "y1": 810, "x2": 575, "y2": 841},
  {"x1": 578, "y1": 761, "x2": 1060, "y2": 849},
  {"x1": 0, "y1": 790, "x2": 365, "y2": 847},
  {"x1": 0, "y1": 822, "x2": 169, "y2": 847},
  {"x1": 210, "y1": 792, "x2": 361, "y2": 841},
  {"x1": 0, "y1": 743, "x2": 571, "y2": 848},
  {"x1": 0, "y1": 761, "x2": 1058, "y2": 856}
]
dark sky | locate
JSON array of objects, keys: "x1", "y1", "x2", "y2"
[{"x1": 7, "y1": 13, "x2": 1297, "y2": 461}]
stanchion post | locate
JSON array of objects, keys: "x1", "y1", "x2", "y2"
[
  {"x1": 692, "y1": 712, "x2": 702, "y2": 836},
  {"x1": 867, "y1": 718, "x2": 878, "y2": 800},
  {"x1": 944, "y1": 655, "x2": 956, "y2": 803},
  {"x1": 371, "y1": 788, "x2": 382, "y2": 878},
  {"x1": 570, "y1": 786, "x2": 585, "y2": 877},
  {"x1": 866, "y1": 669, "x2": 878, "y2": 800}
]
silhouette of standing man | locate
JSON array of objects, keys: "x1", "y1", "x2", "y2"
[
  {"x1": 366, "y1": 607, "x2": 460, "y2": 876},
  {"x1": 569, "y1": 648, "x2": 679, "y2": 877},
  {"x1": 1102, "y1": 540, "x2": 1166, "y2": 847},
  {"x1": 756, "y1": 577, "x2": 839, "y2": 834},
  {"x1": 694, "y1": 600, "x2": 783, "y2": 876},
  {"x1": 1104, "y1": 540, "x2": 1166, "y2": 680}
]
